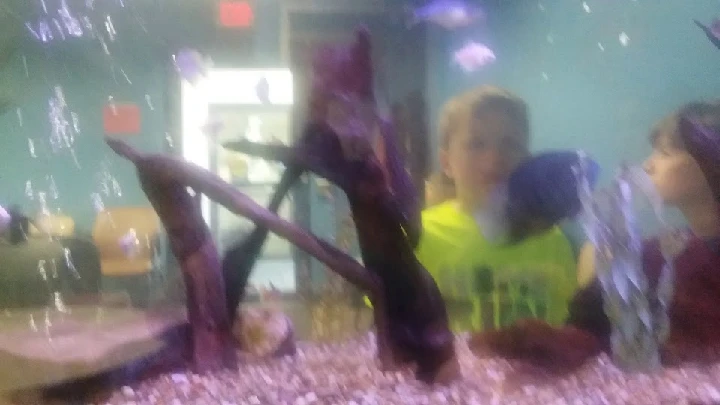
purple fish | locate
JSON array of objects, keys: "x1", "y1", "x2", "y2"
[
  {"x1": 694, "y1": 18, "x2": 720, "y2": 50},
  {"x1": 453, "y1": 41, "x2": 496, "y2": 72},
  {"x1": 0, "y1": 205, "x2": 10, "y2": 234},
  {"x1": 505, "y1": 151, "x2": 601, "y2": 242},
  {"x1": 173, "y1": 48, "x2": 208, "y2": 84},
  {"x1": 407, "y1": 0, "x2": 485, "y2": 30}
]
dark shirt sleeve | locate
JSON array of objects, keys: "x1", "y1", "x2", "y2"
[
  {"x1": 565, "y1": 278, "x2": 611, "y2": 349},
  {"x1": 565, "y1": 239, "x2": 664, "y2": 351}
]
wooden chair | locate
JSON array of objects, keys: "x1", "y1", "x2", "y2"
[
  {"x1": 29, "y1": 213, "x2": 76, "y2": 237},
  {"x1": 92, "y1": 206, "x2": 163, "y2": 307}
]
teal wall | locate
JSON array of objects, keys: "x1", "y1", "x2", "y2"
[
  {"x1": 4, "y1": 0, "x2": 716, "y2": 239},
  {"x1": 426, "y1": 0, "x2": 720, "y2": 178},
  {"x1": 0, "y1": 0, "x2": 255, "y2": 234},
  {"x1": 0, "y1": 36, "x2": 168, "y2": 233},
  {"x1": 425, "y1": 0, "x2": 720, "y2": 248}
]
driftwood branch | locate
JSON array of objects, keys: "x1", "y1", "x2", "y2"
[
  {"x1": 221, "y1": 141, "x2": 307, "y2": 171},
  {"x1": 106, "y1": 138, "x2": 378, "y2": 295},
  {"x1": 222, "y1": 166, "x2": 301, "y2": 319},
  {"x1": 223, "y1": 124, "x2": 347, "y2": 189},
  {"x1": 226, "y1": 123, "x2": 421, "y2": 249},
  {"x1": 225, "y1": 118, "x2": 458, "y2": 382},
  {"x1": 224, "y1": 25, "x2": 457, "y2": 382},
  {"x1": 107, "y1": 26, "x2": 456, "y2": 384},
  {"x1": 106, "y1": 138, "x2": 237, "y2": 372}
]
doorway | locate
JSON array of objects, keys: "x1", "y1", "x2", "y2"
[{"x1": 180, "y1": 68, "x2": 298, "y2": 293}]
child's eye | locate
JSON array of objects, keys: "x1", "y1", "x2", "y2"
[
  {"x1": 467, "y1": 138, "x2": 488, "y2": 149},
  {"x1": 502, "y1": 138, "x2": 525, "y2": 152}
]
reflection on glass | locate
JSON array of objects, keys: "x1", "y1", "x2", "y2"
[{"x1": 209, "y1": 104, "x2": 295, "y2": 293}]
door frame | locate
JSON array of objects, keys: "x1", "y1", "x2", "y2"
[{"x1": 179, "y1": 68, "x2": 294, "y2": 223}]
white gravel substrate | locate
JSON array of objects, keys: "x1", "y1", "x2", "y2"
[{"x1": 98, "y1": 333, "x2": 720, "y2": 405}]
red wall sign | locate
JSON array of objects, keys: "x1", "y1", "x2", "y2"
[
  {"x1": 103, "y1": 103, "x2": 141, "y2": 135},
  {"x1": 218, "y1": 1, "x2": 254, "y2": 28}
]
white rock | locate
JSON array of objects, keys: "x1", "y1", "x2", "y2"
[
  {"x1": 432, "y1": 392, "x2": 447, "y2": 403},
  {"x1": 304, "y1": 392, "x2": 318, "y2": 403},
  {"x1": 121, "y1": 386, "x2": 134, "y2": 397}
]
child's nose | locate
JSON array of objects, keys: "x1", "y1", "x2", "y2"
[
  {"x1": 482, "y1": 148, "x2": 507, "y2": 170},
  {"x1": 642, "y1": 158, "x2": 653, "y2": 174}
]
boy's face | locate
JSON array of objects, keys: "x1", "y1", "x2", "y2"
[
  {"x1": 441, "y1": 108, "x2": 529, "y2": 203},
  {"x1": 643, "y1": 132, "x2": 712, "y2": 207}
]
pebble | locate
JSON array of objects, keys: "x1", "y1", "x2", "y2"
[
  {"x1": 431, "y1": 392, "x2": 447, "y2": 403},
  {"x1": 53, "y1": 333, "x2": 720, "y2": 405},
  {"x1": 120, "y1": 386, "x2": 134, "y2": 397},
  {"x1": 705, "y1": 385, "x2": 720, "y2": 399},
  {"x1": 304, "y1": 392, "x2": 318, "y2": 403},
  {"x1": 170, "y1": 373, "x2": 188, "y2": 384}
]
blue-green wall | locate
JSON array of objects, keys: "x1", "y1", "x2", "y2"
[
  {"x1": 4, "y1": 0, "x2": 717, "y2": 238},
  {"x1": 426, "y1": 0, "x2": 720, "y2": 176},
  {"x1": 425, "y1": 0, "x2": 720, "y2": 248},
  {"x1": 0, "y1": 0, "x2": 255, "y2": 233},
  {"x1": 0, "y1": 36, "x2": 168, "y2": 233}
]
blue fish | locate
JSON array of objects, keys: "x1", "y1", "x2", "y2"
[
  {"x1": 505, "y1": 150, "x2": 600, "y2": 243},
  {"x1": 407, "y1": 0, "x2": 485, "y2": 30},
  {"x1": 694, "y1": 18, "x2": 720, "y2": 50}
]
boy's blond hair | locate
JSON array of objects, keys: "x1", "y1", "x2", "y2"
[
  {"x1": 437, "y1": 85, "x2": 530, "y2": 150},
  {"x1": 427, "y1": 86, "x2": 530, "y2": 205}
]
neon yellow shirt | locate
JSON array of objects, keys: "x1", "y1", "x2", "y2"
[{"x1": 416, "y1": 201, "x2": 576, "y2": 331}]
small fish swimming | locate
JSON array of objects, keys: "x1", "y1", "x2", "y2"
[
  {"x1": 694, "y1": 18, "x2": 720, "y2": 50},
  {"x1": 0, "y1": 205, "x2": 11, "y2": 234},
  {"x1": 503, "y1": 151, "x2": 600, "y2": 243},
  {"x1": 407, "y1": 0, "x2": 485, "y2": 30},
  {"x1": 256, "y1": 77, "x2": 270, "y2": 104},
  {"x1": 173, "y1": 48, "x2": 209, "y2": 84},
  {"x1": 453, "y1": 41, "x2": 496, "y2": 72},
  {"x1": 118, "y1": 228, "x2": 141, "y2": 258}
]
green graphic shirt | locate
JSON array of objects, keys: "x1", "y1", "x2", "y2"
[{"x1": 416, "y1": 201, "x2": 577, "y2": 331}]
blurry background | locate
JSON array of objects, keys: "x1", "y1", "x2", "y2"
[{"x1": 0, "y1": 0, "x2": 717, "y2": 300}]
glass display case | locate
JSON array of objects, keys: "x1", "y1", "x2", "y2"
[{"x1": 181, "y1": 68, "x2": 296, "y2": 293}]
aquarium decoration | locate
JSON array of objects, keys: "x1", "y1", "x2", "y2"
[
  {"x1": 693, "y1": 18, "x2": 720, "y2": 50},
  {"x1": 576, "y1": 157, "x2": 688, "y2": 371},
  {"x1": 107, "y1": 27, "x2": 457, "y2": 384}
]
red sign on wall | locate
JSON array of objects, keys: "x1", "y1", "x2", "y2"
[
  {"x1": 103, "y1": 104, "x2": 141, "y2": 135},
  {"x1": 218, "y1": 1, "x2": 254, "y2": 28}
]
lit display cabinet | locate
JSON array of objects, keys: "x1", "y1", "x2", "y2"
[{"x1": 180, "y1": 68, "x2": 297, "y2": 293}]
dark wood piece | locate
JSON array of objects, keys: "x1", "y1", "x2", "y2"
[
  {"x1": 107, "y1": 27, "x2": 456, "y2": 384},
  {"x1": 225, "y1": 28, "x2": 457, "y2": 383},
  {"x1": 105, "y1": 139, "x2": 237, "y2": 373}
]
